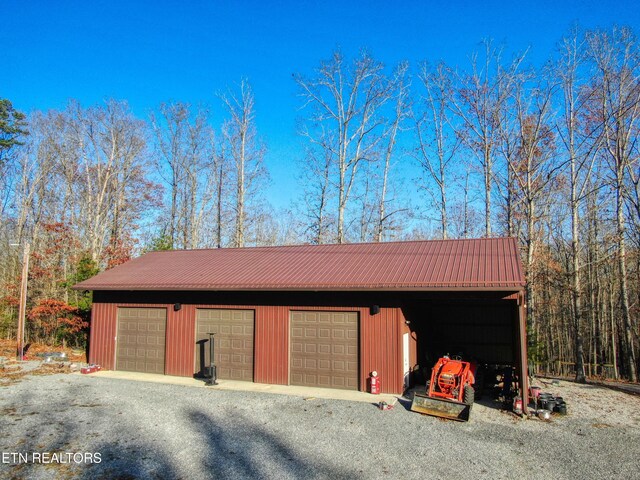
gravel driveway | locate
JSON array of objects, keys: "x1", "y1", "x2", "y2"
[{"x1": 1, "y1": 372, "x2": 639, "y2": 479}]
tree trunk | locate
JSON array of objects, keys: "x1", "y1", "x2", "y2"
[
  {"x1": 484, "y1": 147, "x2": 492, "y2": 237},
  {"x1": 572, "y1": 162, "x2": 586, "y2": 383},
  {"x1": 216, "y1": 162, "x2": 224, "y2": 248},
  {"x1": 616, "y1": 183, "x2": 637, "y2": 381},
  {"x1": 337, "y1": 164, "x2": 346, "y2": 244}
]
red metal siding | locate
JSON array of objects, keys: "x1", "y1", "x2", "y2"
[
  {"x1": 89, "y1": 303, "x2": 117, "y2": 370},
  {"x1": 254, "y1": 306, "x2": 289, "y2": 385},
  {"x1": 184, "y1": 304, "x2": 284, "y2": 384},
  {"x1": 165, "y1": 304, "x2": 196, "y2": 376},
  {"x1": 256, "y1": 305, "x2": 403, "y2": 394},
  {"x1": 89, "y1": 302, "x2": 405, "y2": 394},
  {"x1": 360, "y1": 307, "x2": 402, "y2": 394},
  {"x1": 176, "y1": 304, "x2": 259, "y2": 379},
  {"x1": 252, "y1": 305, "x2": 404, "y2": 392},
  {"x1": 90, "y1": 303, "x2": 185, "y2": 376}
]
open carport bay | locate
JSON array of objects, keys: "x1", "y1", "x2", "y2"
[{"x1": 1, "y1": 373, "x2": 639, "y2": 480}]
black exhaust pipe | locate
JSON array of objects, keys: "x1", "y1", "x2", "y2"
[{"x1": 206, "y1": 332, "x2": 218, "y2": 386}]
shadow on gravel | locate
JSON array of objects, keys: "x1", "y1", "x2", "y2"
[
  {"x1": 186, "y1": 408, "x2": 356, "y2": 479},
  {"x1": 396, "y1": 397, "x2": 414, "y2": 411},
  {"x1": 2, "y1": 378, "x2": 180, "y2": 480},
  {"x1": 474, "y1": 397, "x2": 507, "y2": 411},
  {"x1": 77, "y1": 442, "x2": 180, "y2": 480}
]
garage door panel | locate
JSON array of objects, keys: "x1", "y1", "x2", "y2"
[
  {"x1": 290, "y1": 311, "x2": 358, "y2": 390},
  {"x1": 231, "y1": 325, "x2": 243, "y2": 335},
  {"x1": 195, "y1": 309, "x2": 254, "y2": 381},
  {"x1": 116, "y1": 307, "x2": 166, "y2": 375},
  {"x1": 333, "y1": 378, "x2": 346, "y2": 388}
]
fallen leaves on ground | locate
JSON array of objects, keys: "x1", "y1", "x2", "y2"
[
  {"x1": 0, "y1": 361, "x2": 74, "y2": 386},
  {"x1": 0, "y1": 338, "x2": 86, "y2": 362}
]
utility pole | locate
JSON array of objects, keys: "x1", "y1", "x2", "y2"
[{"x1": 15, "y1": 243, "x2": 30, "y2": 360}]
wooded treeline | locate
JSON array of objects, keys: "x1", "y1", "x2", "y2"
[{"x1": 0, "y1": 26, "x2": 638, "y2": 382}]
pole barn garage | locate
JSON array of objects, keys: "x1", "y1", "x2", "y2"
[{"x1": 74, "y1": 238, "x2": 529, "y2": 406}]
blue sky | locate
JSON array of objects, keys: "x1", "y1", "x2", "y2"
[{"x1": 2, "y1": 1, "x2": 639, "y2": 210}]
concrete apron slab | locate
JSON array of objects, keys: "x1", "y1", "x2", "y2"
[{"x1": 82, "y1": 370, "x2": 398, "y2": 405}]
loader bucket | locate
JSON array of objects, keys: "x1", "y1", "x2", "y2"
[{"x1": 410, "y1": 393, "x2": 471, "y2": 422}]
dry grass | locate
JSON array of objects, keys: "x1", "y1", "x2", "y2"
[
  {"x1": 0, "y1": 361, "x2": 29, "y2": 386},
  {"x1": 0, "y1": 357, "x2": 75, "y2": 386},
  {"x1": 0, "y1": 338, "x2": 86, "y2": 362},
  {"x1": 1, "y1": 338, "x2": 83, "y2": 386}
]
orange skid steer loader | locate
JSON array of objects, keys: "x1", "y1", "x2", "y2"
[{"x1": 411, "y1": 356, "x2": 478, "y2": 421}]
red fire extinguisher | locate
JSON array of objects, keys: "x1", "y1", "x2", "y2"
[{"x1": 369, "y1": 371, "x2": 381, "y2": 394}]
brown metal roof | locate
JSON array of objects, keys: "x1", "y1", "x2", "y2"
[{"x1": 74, "y1": 238, "x2": 525, "y2": 292}]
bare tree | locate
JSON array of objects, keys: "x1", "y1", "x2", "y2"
[
  {"x1": 508, "y1": 71, "x2": 559, "y2": 361},
  {"x1": 626, "y1": 155, "x2": 640, "y2": 246},
  {"x1": 414, "y1": 62, "x2": 461, "y2": 239},
  {"x1": 588, "y1": 26, "x2": 640, "y2": 381},
  {"x1": 556, "y1": 28, "x2": 601, "y2": 383},
  {"x1": 299, "y1": 148, "x2": 336, "y2": 244},
  {"x1": 78, "y1": 101, "x2": 154, "y2": 262},
  {"x1": 12, "y1": 112, "x2": 57, "y2": 245},
  {"x1": 295, "y1": 51, "x2": 394, "y2": 243},
  {"x1": 449, "y1": 158, "x2": 481, "y2": 239},
  {"x1": 151, "y1": 103, "x2": 189, "y2": 249},
  {"x1": 213, "y1": 147, "x2": 230, "y2": 249},
  {"x1": 373, "y1": 61, "x2": 410, "y2": 242},
  {"x1": 151, "y1": 103, "x2": 216, "y2": 250},
  {"x1": 219, "y1": 80, "x2": 267, "y2": 248},
  {"x1": 450, "y1": 41, "x2": 526, "y2": 236}
]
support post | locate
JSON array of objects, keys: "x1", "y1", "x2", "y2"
[
  {"x1": 518, "y1": 291, "x2": 529, "y2": 414},
  {"x1": 206, "y1": 332, "x2": 218, "y2": 386},
  {"x1": 16, "y1": 243, "x2": 30, "y2": 360}
]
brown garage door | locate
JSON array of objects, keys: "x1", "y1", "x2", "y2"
[
  {"x1": 116, "y1": 307, "x2": 167, "y2": 374},
  {"x1": 195, "y1": 309, "x2": 254, "y2": 381},
  {"x1": 290, "y1": 311, "x2": 358, "y2": 390}
]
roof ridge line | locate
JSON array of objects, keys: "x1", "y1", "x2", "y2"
[{"x1": 149, "y1": 236, "x2": 515, "y2": 253}]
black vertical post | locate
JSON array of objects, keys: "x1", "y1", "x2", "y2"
[{"x1": 207, "y1": 332, "x2": 218, "y2": 386}]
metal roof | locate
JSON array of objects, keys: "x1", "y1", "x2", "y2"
[{"x1": 74, "y1": 237, "x2": 525, "y2": 292}]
